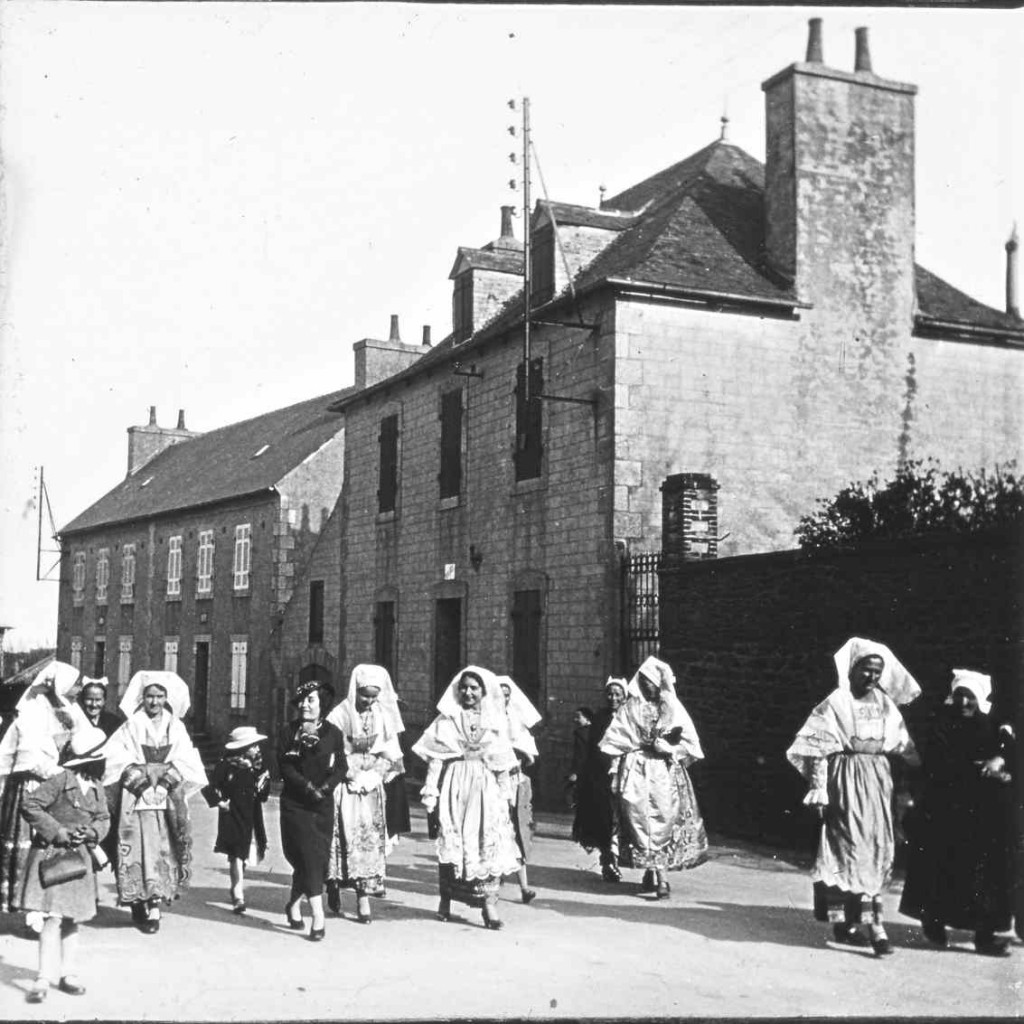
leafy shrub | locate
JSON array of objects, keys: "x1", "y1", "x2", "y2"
[{"x1": 795, "y1": 460, "x2": 1024, "y2": 551}]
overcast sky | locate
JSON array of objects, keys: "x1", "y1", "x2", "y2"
[{"x1": 1, "y1": 3, "x2": 1020, "y2": 650}]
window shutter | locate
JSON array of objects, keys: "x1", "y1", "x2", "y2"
[
  {"x1": 378, "y1": 415, "x2": 399, "y2": 512},
  {"x1": 439, "y1": 389, "x2": 463, "y2": 499},
  {"x1": 514, "y1": 358, "x2": 544, "y2": 481}
]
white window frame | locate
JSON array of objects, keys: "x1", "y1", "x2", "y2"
[
  {"x1": 233, "y1": 524, "x2": 251, "y2": 591},
  {"x1": 117, "y1": 636, "x2": 132, "y2": 695},
  {"x1": 70, "y1": 637, "x2": 83, "y2": 670},
  {"x1": 230, "y1": 640, "x2": 248, "y2": 710},
  {"x1": 121, "y1": 543, "x2": 136, "y2": 601},
  {"x1": 72, "y1": 552, "x2": 86, "y2": 598},
  {"x1": 197, "y1": 530, "x2": 215, "y2": 595},
  {"x1": 96, "y1": 549, "x2": 110, "y2": 604},
  {"x1": 163, "y1": 638, "x2": 179, "y2": 674},
  {"x1": 167, "y1": 536, "x2": 182, "y2": 597}
]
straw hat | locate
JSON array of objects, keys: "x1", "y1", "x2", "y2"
[{"x1": 224, "y1": 726, "x2": 268, "y2": 750}]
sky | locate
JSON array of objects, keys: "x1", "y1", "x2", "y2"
[{"x1": 0, "y1": 3, "x2": 1020, "y2": 651}]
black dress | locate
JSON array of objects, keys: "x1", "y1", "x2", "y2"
[
  {"x1": 900, "y1": 709, "x2": 1015, "y2": 933},
  {"x1": 571, "y1": 707, "x2": 618, "y2": 852},
  {"x1": 277, "y1": 721, "x2": 347, "y2": 898},
  {"x1": 205, "y1": 756, "x2": 270, "y2": 861}
]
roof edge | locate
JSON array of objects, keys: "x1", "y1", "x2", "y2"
[
  {"x1": 602, "y1": 277, "x2": 809, "y2": 311},
  {"x1": 913, "y1": 314, "x2": 1024, "y2": 346}
]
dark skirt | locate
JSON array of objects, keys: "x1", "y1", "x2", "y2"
[
  {"x1": 438, "y1": 863, "x2": 499, "y2": 908},
  {"x1": 572, "y1": 760, "x2": 617, "y2": 852},
  {"x1": 384, "y1": 774, "x2": 411, "y2": 838},
  {"x1": 0, "y1": 773, "x2": 33, "y2": 912},
  {"x1": 279, "y1": 794, "x2": 334, "y2": 898},
  {"x1": 511, "y1": 774, "x2": 534, "y2": 863}
]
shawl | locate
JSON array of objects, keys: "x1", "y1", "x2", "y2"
[
  {"x1": 327, "y1": 663, "x2": 405, "y2": 745},
  {"x1": 412, "y1": 665, "x2": 518, "y2": 771},
  {"x1": 495, "y1": 674, "x2": 541, "y2": 761},
  {"x1": 945, "y1": 668, "x2": 992, "y2": 715},
  {"x1": 600, "y1": 656, "x2": 704, "y2": 763},
  {"x1": 102, "y1": 709, "x2": 207, "y2": 798},
  {"x1": 119, "y1": 670, "x2": 191, "y2": 720},
  {"x1": 833, "y1": 637, "x2": 920, "y2": 707},
  {"x1": 16, "y1": 660, "x2": 83, "y2": 710}
]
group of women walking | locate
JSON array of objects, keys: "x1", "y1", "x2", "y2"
[{"x1": 0, "y1": 637, "x2": 1016, "y2": 1001}]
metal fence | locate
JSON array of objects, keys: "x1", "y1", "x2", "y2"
[{"x1": 622, "y1": 551, "x2": 662, "y2": 673}]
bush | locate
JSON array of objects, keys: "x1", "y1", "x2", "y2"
[{"x1": 795, "y1": 460, "x2": 1024, "y2": 551}]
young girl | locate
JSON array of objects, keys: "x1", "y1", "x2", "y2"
[
  {"x1": 203, "y1": 726, "x2": 270, "y2": 914},
  {"x1": 19, "y1": 724, "x2": 110, "y2": 1004}
]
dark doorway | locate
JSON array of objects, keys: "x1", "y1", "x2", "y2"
[
  {"x1": 433, "y1": 598, "x2": 462, "y2": 698},
  {"x1": 93, "y1": 641, "x2": 105, "y2": 679},
  {"x1": 193, "y1": 641, "x2": 210, "y2": 733},
  {"x1": 511, "y1": 589, "x2": 543, "y2": 706}
]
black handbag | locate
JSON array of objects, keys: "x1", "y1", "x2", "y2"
[{"x1": 39, "y1": 848, "x2": 88, "y2": 889}]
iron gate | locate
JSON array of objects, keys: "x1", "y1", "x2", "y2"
[{"x1": 622, "y1": 551, "x2": 662, "y2": 673}]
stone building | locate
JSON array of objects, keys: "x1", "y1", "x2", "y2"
[
  {"x1": 56, "y1": 394, "x2": 350, "y2": 754},
  {"x1": 330, "y1": 22, "x2": 1024, "y2": 803}
]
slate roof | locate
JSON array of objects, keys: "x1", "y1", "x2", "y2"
[
  {"x1": 915, "y1": 265, "x2": 1023, "y2": 334},
  {"x1": 62, "y1": 388, "x2": 353, "y2": 535},
  {"x1": 448, "y1": 246, "x2": 524, "y2": 279}
]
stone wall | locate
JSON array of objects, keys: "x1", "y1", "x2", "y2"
[{"x1": 659, "y1": 526, "x2": 1023, "y2": 846}]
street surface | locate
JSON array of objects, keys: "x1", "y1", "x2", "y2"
[{"x1": 0, "y1": 799, "x2": 1020, "y2": 1020}]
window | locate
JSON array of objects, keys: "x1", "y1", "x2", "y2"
[
  {"x1": 374, "y1": 600, "x2": 396, "y2": 679},
  {"x1": 117, "y1": 636, "x2": 132, "y2": 696},
  {"x1": 121, "y1": 543, "x2": 136, "y2": 601},
  {"x1": 233, "y1": 524, "x2": 251, "y2": 590},
  {"x1": 96, "y1": 548, "x2": 110, "y2": 603},
  {"x1": 452, "y1": 273, "x2": 474, "y2": 342},
  {"x1": 515, "y1": 358, "x2": 544, "y2": 481},
  {"x1": 511, "y1": 588, "x2": 543, "y2": 706},
  {"x1": 197, "y1": 530, "x2": 215, "y2": 594},
  {"x1": 230, "y1": 640, "x2": 248, "y2": 710},
  {"x1": 308, "y1": 580, "x2": 325, "y2": 645},
  {"x1": 163, "y1": 639, "x2": 179, "y2": 674},
  {"x1": 70, "y1": 637, "x2": 83, "y2": 671},
  {"x1": 167, "y1": 536, "x2": 182, "y2": 596},
  {"x1": 72, "y1": 552, "x2": 86, "y2": 599},
  {"x1": 93, "y1": 640, "x2": 105, "y2": 678},
  {"x1": 378, "y1": 414, "x2": 399, "y2": 513},
  {"x1": 439, "y1": 389, "x2": 463, "y2": 500}
]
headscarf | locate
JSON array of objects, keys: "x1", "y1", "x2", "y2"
[
  {"x1": 77, "y1": 675, "x2": 109, "y2": 697},
  {"x1": 436, "y1": 665, "x2": 507, "y2": 732},
  {"x1": 327, "y1": 663, "x2": 404, "y2": 741},
  {"x1": 945, "y1": 668, "x2": 992, "y2": 715},
  {"x1": 119, "y1": 670, "x2": 191, "y2": 720},
  {"x1": 16, "y1": 660, "x2": 82, "y2": 711},
  {"x1": 605, "y1": 676, "x2": 627, "y2": 696},
  {"x1": 833, "y1": 637, "x2": 920, "y2": 707},
  {"x1": 495, "y1": 674, "x2": 541, "y2": 760}
]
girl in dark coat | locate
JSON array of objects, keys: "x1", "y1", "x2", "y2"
[
  {"x1": 900, "y1": 670, "x2": 1015, "y2": 956},
  {"x1": 20, "y1": 725, "x2": 110, "y2": 1004},
  {"x1": 203, "y1": 727, "x2": 270, "y2": 915},
  {"x1": 277, "y1": 680, "x2": 346, "y2": 941}
]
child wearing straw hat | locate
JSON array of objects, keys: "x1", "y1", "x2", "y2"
[{"x1": 203, "y1": 726, "x2": 270, "y2": 914}]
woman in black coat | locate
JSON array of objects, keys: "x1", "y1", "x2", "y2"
[{"x1": 277, "y1": 680, "x2": 346, "y2": 941}]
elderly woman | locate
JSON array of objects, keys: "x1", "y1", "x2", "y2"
[
  {"x1": 572, "y1": 677, "x2": 627, "y2": 883},
  {"x1": 496, "y1": 674, "x2": 541, "y2": 905},
  {"x1": 413, "y1": 666, "x2": 522, "y2": 930},
  {"x1": 899, "y1": 670, "x2": 1015, "y2": 956},
  {"x1": 102, "y1": 671, "x2": 207, "y2": 935},
  {"x1": 787, "y1": 637, "x2": 920, "y2": 957},
  {"x1": 0, "y1": 661, "x2": 82, "y2": 917},
  {"x1": 73, "y1": 677, "x2": 123, "y2": 739},
  {"x1": 600, "y1": 657, "x2": 708, "y2": 899},
  {"x1": 277, "y1": 679, "x2": 347, "y2": 941},
  {"x1": 325, "y1": 664, "x2": 404, "y2": 924}
]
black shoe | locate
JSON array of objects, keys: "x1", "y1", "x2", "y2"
[
  {"x1": 326, "y1": 882, "x2": 341, "y2": 915},
  {"x1": 130, "y1": 902, "x2": 148, "y2": 925},
  {"x1": 26, "y1": 984, "x2": 48, "y2": 1004},
  {"x1": 872, "y1": 937, "x2": 894, "y2": 957},
  {"x1": 640, "y1": 869, "x2": 656, "y2": 894},
  {"x1": 923, "y1": 921, "x2": 948, "y2": 947},
  {"x1": 437, "y1": 899, "x2": 452, "y2": 922},
  {"x1": 601, "y1": 863, "x2": 621, "y2": 883},
  {"x1": 482, "y1": 908, "x2": 505, "y2": 931},
  {"x1": 140, "y1": 919, "x2": 160, "y2": 935},
  {"x1": 285, "y1": 902, "x2": 304, "y2": 930},
  {"x1": 521, "y1": 889, "x2": 537, "y2": 905},
  {"x1": 58, "y1": 977, "x2": 87, "y2": 996},
  {"x1": 832, "y1": 923, "x2": 870, "y2": 947},
  {"x1": 656, "y1": 879, "x2": 671, "y2": 900},
  {"x1": 975, "y1": 937, "x2": 1012, "y2": 957},
  {"x1": 308, "y1": 924, "x2": 325, "y2": 942},
  {"x1": 232, "y1": 900, "x2": 246, "y2": 915}
]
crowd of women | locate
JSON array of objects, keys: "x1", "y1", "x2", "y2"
[{"x1": 0, "y1": 637, "x2": 1016, "y2": 1003}]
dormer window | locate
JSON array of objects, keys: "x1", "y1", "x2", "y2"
[{"x1": 452, "y1": 273, "x2": 473, "y2": 342}]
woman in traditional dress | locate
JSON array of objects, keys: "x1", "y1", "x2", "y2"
[
  {"x1": 786, "y1": 637, "x2": 920, "y2": 956},
  {"x1": 325, "y1": 664, "x2": 404, "y2": 924},
  {"x1": 102, "y1": 671, "x2": 207, "y2": 935},
  {"x1": 600, "y1": 657, "x2": 708, "y2": 899},
  {"x1": 899, "y1": 670, "x2": 1015, "y2": 956},
  {"x1": 572, "y1": 677, "x2": 627, "y2": 882},
  {"x1": 20, "y1": 725, "x2": 109, "y2": 1004},
  {"x1": 496, "y1": 674, "x2": 540, "y2": 905},
  {"x1": 0, "y1": 661, "x2": 82, "y2": 918},
  {"x1": 413, "y1": 665, "x2": 521, "y2": 930},
  {"x1": 277, "y1": 679, "x2": 346, "y2": 941}
]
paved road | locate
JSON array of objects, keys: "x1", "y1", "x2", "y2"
[{"x1": 0, "y1": 799, "x2": 1020, "y2": 1020}]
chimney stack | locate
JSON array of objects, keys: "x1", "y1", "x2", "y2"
[
  {"x1": 1007, "y1": 225, "x2": 1020, "y2": 319},
  {"x1": 176, "y1": 409, "x2": 186, "y2": 430},
  {"x1": 388, "y1": 314, "x2": 401, "y2": 343},
  {"x1": 854, "y1": 27, "x2": 872, "y2": 73},
  {"x1": 500, "y1": 206, "x2": 515, "y2": 240},
  {"x1": 127, "y1": 406, "x2": 200, "y2": 477},
  {"x1": 806, "y1": 18, "x2": 823, "y2": 63},
  {"x1": 422, "y1": 325, "x2": 432, "y2": 347},
  {"x1": 148, "y1": 406, "x2": 157, "y2": 426}
]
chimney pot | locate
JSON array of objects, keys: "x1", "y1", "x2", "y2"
[
  {"x1": 388, "y1": 314, "x2": 401, "y2": 343},
  {"x1": 1006, "y1": 224, "x2": 1021, "y2": 319},
  {"x1": 422, "y1": 325, "x2": 432, "y2": 348},
  {"x1": 500, "y1": 206, "x2": 514, "y2": 239},
  {"x1": 148, "y1": 406, "x2": 157, "y2": 426},
  {"x1": 176, "y1": 409, "x2": 186, "y2": 430},
  {"x1": 854, "y1": 27, "x2": 872, "y2": 73},
  {"x1": 806, "y1": 18, "x2": 824, "y2": 63}
]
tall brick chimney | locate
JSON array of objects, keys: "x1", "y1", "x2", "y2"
[
  {"x1": 661, "y1": 474, "x2": 720, "y2": 563},
  {"x1": 762, "y1": 21, "x2": 917, "y2": 332},
  {"x1": 126, "y1": 407, "x2": 200, "y2": 477}
]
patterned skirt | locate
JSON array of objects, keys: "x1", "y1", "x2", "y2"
[
  {"x1": 328, "y1": 782, "x2": 389, "y2": 895},
  {"x1": 115, "y1": 790, "x2": 194, "y2": 906},
  {"x1": 0, "y1": 773, "x2": 36, "y2": 913}
]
